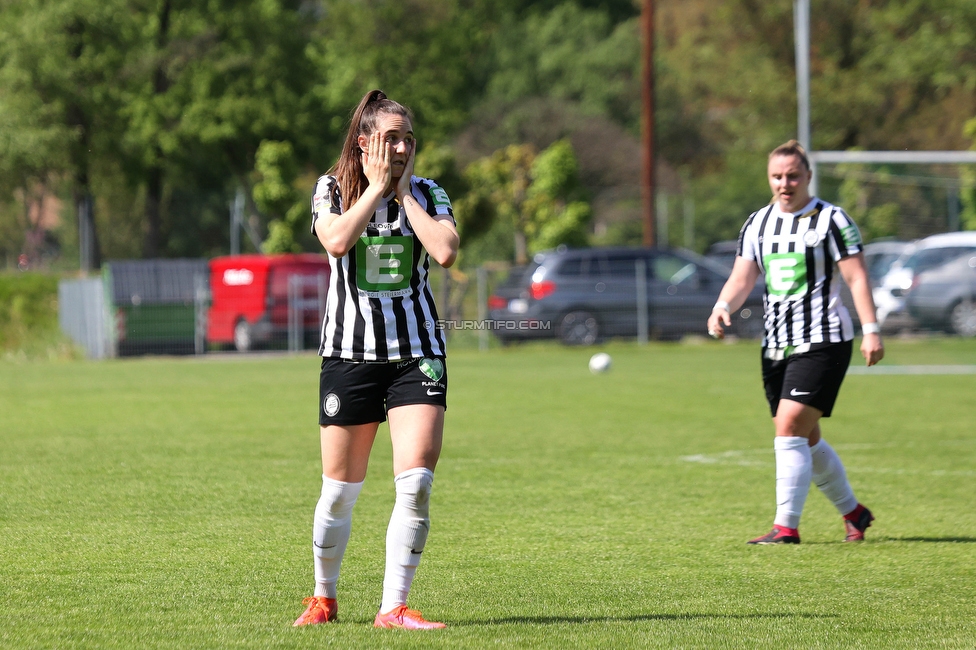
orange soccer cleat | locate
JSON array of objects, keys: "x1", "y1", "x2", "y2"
[
  {"x1": 747, "y1": 525, "x2": 801, "y2": 545},
  {"x1": 293, "y1": 596, "x2": 337, "y2": 626},
  {"x1": 373, "y1": 605, "x2": 446, "y2": 629},
  {"x1": 843, "y1": 504, "x2": 875, "y2": 542}
]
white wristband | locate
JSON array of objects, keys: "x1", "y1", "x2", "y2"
[
  {"x1": 713, "y1": 301, "x2": 730, "y2": 313},
  {"x1": 861, "y1": 322, "x2": 880, "y2": 335}
]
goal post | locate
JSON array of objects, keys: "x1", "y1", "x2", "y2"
[{"x1": 810, "y1": 151, "x2": 976, "y2": 196}]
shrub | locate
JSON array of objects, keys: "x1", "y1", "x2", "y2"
[{"x1": 0, "y1": 272, "x2": 79, "y2": 359}]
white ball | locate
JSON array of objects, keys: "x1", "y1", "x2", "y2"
[{"x1": 588, "y1": 352, "x2": 612, "y2": 374}]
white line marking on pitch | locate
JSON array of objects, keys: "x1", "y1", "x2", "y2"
[
  {"x1": 847, "y1": 365, "x2": 976, "y2": 375},
  {"x1": 679, "y1": 447, "x2": 975, "y2": 477}
]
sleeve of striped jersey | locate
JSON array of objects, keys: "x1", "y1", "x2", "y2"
[
  {"x1": 826, "y1": 208, "x2": 864, "y2": 261},
  {"x1": 310, "y1": 175, "x2": 342, "y2": 235},
  {"x1": 414, "y1": 177, "x2": 455, "y2": 223},
  {"x1": 736, "y1": 211, "x2": 761, "y2": 260}
]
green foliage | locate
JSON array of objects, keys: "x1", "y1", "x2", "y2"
[
  {"x1": 253, "y1": 141, "x2": 304, "y2": 254},
  {"x1": 486, "y1": 4, "x2": 640, "y2": 128},
  {"x1": 459, "y1": 140, "x2": 591, "y2": 263},
  {"x1": 524, "y1": 140, "x2": 592, "y2": 252},
  {"x1": 691, "y1": 151, "x2": 771, "y2": 250},
  {"x1": 0, "y1": 271, "x2": 76, "y2": 358},
  {"x1": 307, "y1": 0, "x2": 493, "y2": 145},
  {"x1": 837, "y1": 166, "x2": 902, "y2": 242},
  {"x1": 2, "y1": 0, "x2": 976, "y2": 267},
  {"x1": 961, "y1": 118, "x2": 976, "y2": 231}
]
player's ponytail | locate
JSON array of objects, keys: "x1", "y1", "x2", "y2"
[{"x1": 329, "y1": 90, "x2": 413, "y2": 209}]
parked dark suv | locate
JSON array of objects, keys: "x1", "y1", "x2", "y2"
[{"x1": 487, "y1": 246, "x2": 764, "y2": 345}]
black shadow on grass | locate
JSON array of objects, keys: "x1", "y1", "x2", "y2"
[
  {"x1": 878, "y1": 536, "x2": 976, "y2": 543},
  {"x1": 778, "y1": 536, "x2": 976, "y2": 546},
  {"x1": 453, "y1": 612, "x2": 837, "y2": 627}
]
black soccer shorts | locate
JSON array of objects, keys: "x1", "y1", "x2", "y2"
[
  {"x1": 761, "y1": 340, "x2": 852, "y2": 418},
  {"x1": 318, "y1": 356, "x2": 448, "y2": 426}
]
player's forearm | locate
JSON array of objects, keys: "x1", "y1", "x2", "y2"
[
  {"x1": 316, "y1": 185, "x2": 386, "y2": 257},
  {"x1": 848, "y1": 274, "x2": 880, "y2": 328},
  {"x1": 717, "y1": 259, "x2": 761, "y2": 313},
  {"x1": 402, "y1": 195, "x2": 459, "y2": 268},
  {"x1": 839, "y1": 255, "x2": 880, "y2": 327},
  {"x1": 717, "y1": 282, "x2": 752, "y2": 313}
]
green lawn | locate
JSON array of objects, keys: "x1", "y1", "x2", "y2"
[{"x1": 1, "y1": 338, "x2": 974, "y2": 648}]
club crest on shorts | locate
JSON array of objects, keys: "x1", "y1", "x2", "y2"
[
  {"x1": 418, "y1": 358, "x2": 444, "y2": 382},
  {"x1": 323, "y1": 393, "x2": 340, "y2": 417},
  {"x1": 802, "y1": 229, "x2": 822, "y2": 247}
]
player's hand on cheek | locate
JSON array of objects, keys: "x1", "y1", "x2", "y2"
[
  {"x1": 396, "y1": 139, "x2": 416, "y2": 199},
  {"x1": 363, "y1": 131, "x2": 392, "y2": 190}
]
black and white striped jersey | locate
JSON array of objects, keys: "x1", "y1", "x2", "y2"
[
  {"x1": 736, "y1": 197, "x2": 863, "y2": 348},
  {"x1": 310, "y1": 174, "x2": 455, "y2": 361}
]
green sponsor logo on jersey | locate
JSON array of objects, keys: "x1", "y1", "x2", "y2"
[
  {"x1": 419, "y1": 357, "x2": 444, "y2": 381},
  {"x1": 357, "y1": 236, "x2": 413, "y2": 294},
  {"x1": 764, "y1": 252, "x2": 808, "y2": 297},
  {"x1": 430, "y1": 187, "x2": 452, "y2": 208},
  {"x1": 841, "y1": 224, "x2": 862, "y2": 248}
]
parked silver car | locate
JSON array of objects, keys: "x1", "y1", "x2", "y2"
[
  {"x1": 905, "y1": 251, "x2": 976, "y2": 336},
  {"x1": 487, "y1": 246, "x2": 764, "y2": 345},
  {"x1": 837, "y1": 239, "x2": 911, "y2": 331},
  {"x1": 874, "y1": 232, "x2": 976, "y2": 326}
]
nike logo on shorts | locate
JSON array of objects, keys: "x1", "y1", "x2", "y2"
[
  {"x1": 790, "y1": 388, "x2": 811, "y2": 396},
  {"x1": 426, "y1": 389, "x2": 443, "y2": 396}
]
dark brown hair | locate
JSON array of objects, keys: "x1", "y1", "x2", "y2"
[
  {"x1": 328, "y1": 90, "x2": 413, "y2": 209},
  {"x1": 769, "y1": 139, "x2": 811, "y2": 171}
]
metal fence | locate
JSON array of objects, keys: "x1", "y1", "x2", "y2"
[
  {"x1": 59, "y1": 260, "x2": 331, "y2": 358},
  {"x1": 58, "y1": 277, "x2": 112, "y2": 359},
  {"x1": 57, "y1": 254, "x2": 976, "y2": 359}
]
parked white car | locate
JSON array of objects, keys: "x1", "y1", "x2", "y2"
[
  {"x1": 863, "y1": 240, "x2": 912, "y2": 285},
  {"x1": 874, "y1": 232, "x2": 976, "y2": 326},
  {"x1": 839, "y1": 240, "x2": 911, "y2": 330}
]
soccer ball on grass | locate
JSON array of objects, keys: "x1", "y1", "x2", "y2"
[{"x1": 588, "y1": 352, "x2": 612, "y2": 374}]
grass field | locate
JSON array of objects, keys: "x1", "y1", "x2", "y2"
[{"x1": 1, "y1": 337, "x2": 974, "y2": 648}]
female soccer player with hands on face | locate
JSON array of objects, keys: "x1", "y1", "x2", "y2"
[
  {"x1": 706, "y1": 140, "x2": 884, "y2": 545},
  {"x1": 293, "y1": 90, "x2": 458, "y2": 629}
]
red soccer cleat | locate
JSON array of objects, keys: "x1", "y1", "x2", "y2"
[
  {"x1": 373, "y1": 605, "x2": 446, "y2": 629},
  {"x1": 843, "y1": 504, "x2": 875, "y2": 542},
  {"x1": 293, "y1": 596, "x2": 337, "y2": 626},
  {"x1": 747, "y1": 525, "x2": 801, "y2": 545}
]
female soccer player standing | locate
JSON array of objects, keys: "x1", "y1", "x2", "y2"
[
  {"x1": 706, "y1": 140, "x2": 884, "y2": 545},
  {"x1": 293, "y1": 90, "x2": 458, "y2": 628}
]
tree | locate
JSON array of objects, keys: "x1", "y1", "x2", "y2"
[
  {"x1": 459, "y1": 140, "x2": 591, "y2": 264},
  {"x1": 252, "y1": 140, "x2": 311, "y2": 254},
  {"x1": 120, "y1": 0, "x2": 323, "y2": 257},
  {"x1": 307, "y1": 0, "x2": 495, "y2": 148},
  {"x1": 961, "y1": 118, "x2": 976, "y2": 231},
  {"x1": 0, "y1": 0, "x2": 133, "y2": 269},
  {"x1": 523, "y1": 140, "x2": 592, "y2": 253}
]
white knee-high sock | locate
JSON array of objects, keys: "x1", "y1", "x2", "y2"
[
  {"x1": 810, "y1": 439, "x2": 858, "y2": 516},
  {"x1": 312, "y1": 476, "x2": 363, "y2": 598},
  {"x1": 380, "y1": 467, "x2": 434, "y2": 614},
  {"x1": 774, "y1": 436, "x2": 812, "y2": 530}
]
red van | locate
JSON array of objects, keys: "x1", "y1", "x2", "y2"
[{"x1": 207, "y1": 254, "x2": 331, "y2": 351}]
